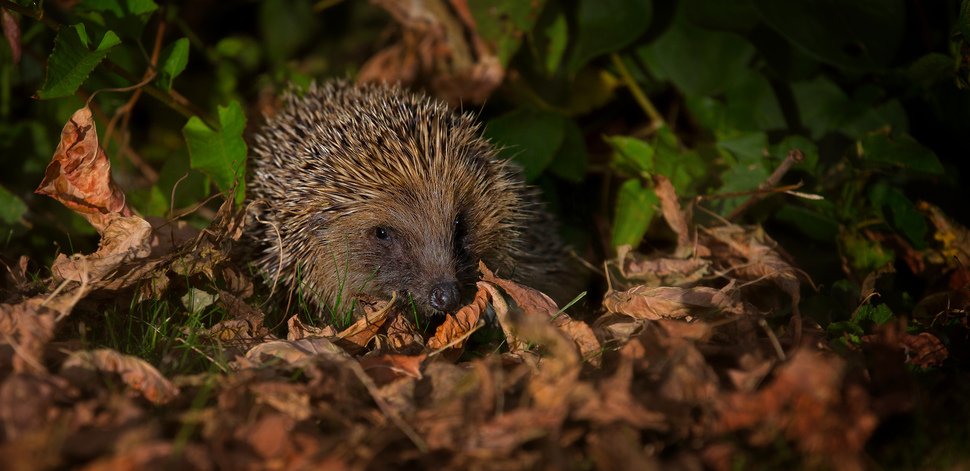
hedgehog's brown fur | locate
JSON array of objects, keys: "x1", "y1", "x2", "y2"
[{"x1": 248, "y1": 81, "x2": 576, "y2": 317}]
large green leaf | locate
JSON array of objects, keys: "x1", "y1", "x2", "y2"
[
  {"x1": 637, "y1": 13, "x2": 757, "y2": 97},
  {"x1": 548, "y1": 120, "x2": 589, "y2": 183},
  {"x1": 485, "y1": 109, "x2": 566, "y2": 181},
  {"x1": 182, "y1": 101, "x2": 248, "y2": 203},
  {"x1": 470, "y1": 0, "x2": 546, "y2": 66},
  {"x1": 612, "y1": 178, "x2": 658, "y2": 248},
  {"x1": 724, "y1": 72, "x2": 786, "y2": 131},
  {"x1": 606, "y1": 135, "x2": 655, "y2": 176},
  {"x1": 37, "y1": 24, "x2": 121, "y2": 99},
  {"x1": 870, "y1": 183, "x2": 929, "y2": 248},
  {"x1": 568, "y1": 0, "x2": 652, "y2": 73},
  {"x1": 752, "y1": 0, "x2": 905, "y2": 70},
  {"x1": 858, "y1": 134, "x2": 944, "y2": 176},
  {"x1": 259, "y1": 0, "x2": 317, "y2": 63}
]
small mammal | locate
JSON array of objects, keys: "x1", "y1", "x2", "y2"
[{"x1": 248, "y1": 81, "x2": 576, "y2": 317}]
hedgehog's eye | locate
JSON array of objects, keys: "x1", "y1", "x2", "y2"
[{"x1": 374, "y1": 226, "x2": 391, "y2": 241}]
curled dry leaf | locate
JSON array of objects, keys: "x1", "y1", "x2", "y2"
[
  {"x1": 654, "y1": 174, "x2": 692, "y2": 257},
  {"x1": 426, "y1": 285, "x2": 488, "y2": 358},
  {"x1": 61, "y1": 349, "x2": 179, "y2": 404},
  {"x1": 334, "y1": 296, "x2": 396, "y2": 353},
  {"x1": 35, "y1": 106, "x2": 130, "y2": 233},
  {"x1": 287, "y1": 315, "x2": 335, "y2": 341},
  {"x1": 51, "y1": 216, "x2": 152, "y2": 283},
  {"x1": 479, "y1": 261, "x2": 602, "y2": 365},
  {"x1": 919, "y1": 200, "x2": 970, "y2": 266},
  {"x1": 603, "y1": 285, "x2": 744, "y2": 320}
]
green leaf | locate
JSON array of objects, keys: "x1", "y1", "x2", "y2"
[
  {"x1": 568, "y1": 0, "x2": 652, "y2": 73},
  {"x1": 37, "y1": 24, "x2": 121, "y2": 99},
  {"x1": 684, "y1": 0, "x2": 759, "y2": 32},
  {"x1": 548, "y1": 120, "x2": 588, "y2": 182},
  {"x1": 485, "y1": 109, "x2": 566, "y2": 181},
  {"x1": 612, "y1": 178, "x2": 658, "y2": 248},
  {"x1": 155, "y1": 38, "x2": 189, "y2": 91},
  {"x1": 0, "y1": 185, "x2": 27, "y2": 225},
  {"x1": 869, "y1": 183, "x2": 929, "y2": 249},
  {"x1": 855, "y1": 303, "x2": 894, "y2": 325},
  {"x1": 724, "y1": 72, "x2": 786, "y2": 131},
  {"x1": 716, "y1": 132, "x2": 767, "y2": 163},
  {"x1": 470, "y1": 0, "x2": 546, "y2": 66},
  {"x1": 78, "y1": 0, "x2": 158, "y2": 39},
  {"x1": 182, "y1": 101, "x2": 247, "y2": 203},
  {"x1": 859, "y1": 134, "x2": 944, "y2": 175},
  {"x1": 752, "y1": 0, "x2": 905, "y2": 70},
  {"x1": 842, "y1": 233, "x2": 894, "y2": 273},
  {"x1": 606, "y1": 135, "x2": 654, "y2": 176},
  {"x1": 637, "y1": 12, "x2": 757, "y2": 97},
  {"x1": 791, "y1": 77, "x2": 849, "y2": 139}
]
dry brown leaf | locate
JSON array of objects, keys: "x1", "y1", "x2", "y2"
[
  {"x1": 426, "y1": 285, "x2": 487, "y2": 358},
  {"x1": 0, "y1": 373, "x2": 72, "y2": 441},
  {"x1": 287, "y1": 315, "x2": 335, "y2": 340},
  {"x1": 862, "y1": 323, "x2": 949, "y2": 369},
  {"x1": 375, "y1": 310, "x2": 424, "y2": 353},
  {"x1": 51, "y1": 215, "x2": 152, "y2": 283},
  {"x1": 61, "y1": 349, "x2": 178, "y2": 404},
  {"x1": 35, "y1": 106, "x2": 130, "y2": 232},
  {"x1": 718, "y1": 350, "x2": 877, "y2": 471},
  {"x1": 620, "y1": 251, "x2": 710, "y2": 287},
  {"x1": 359, "y1": 353, "x2": 426, "y2": 385},
  {"x1": 0, "y1": 300, "x2": 57, "y2": 374},
  {"x1": 603, "y1": 285, "x2": 742, "y2": 320},
  {"x1": 334, "y1": 297, "x2": 395, "y2": 353},
  {"x1": 243, "y1": 337, "x2": 346, "y2": 366},
  {"x1": 250, "y1": 382, "x2": 313, "y2": 421},
  {"x1": 919, "y1": 200, "x2": 970, "y2": 267},
  {"x1": 654, "y1": 175, "x2": 692, "y2": 257},
  {"x1": 360, "y1": 0, "x2": 503, "y2": 104}
]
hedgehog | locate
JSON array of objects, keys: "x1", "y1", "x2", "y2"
[{"x1": 247, "y1": 81, "x2": 577, "y2": 318}]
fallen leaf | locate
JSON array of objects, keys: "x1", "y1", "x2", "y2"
[
  {"x1": 61, "y1": 349, "x2": 179, "y2": 404},
  {"x1": 334, "y1": 297, "x2": 395, "y2": 353},
  {"x1": 603, "y1": 285, "x2": 743, "y2": 320},
  {"x1": 35, "y1": 106, "x2": 130, "y2": 232},
  {"x1": 287, "y1": 315, "x2": 335, "y2": 340},
  {"x1": 244, "y1": 337, "x2": 346, "y2": 366},
  {"x1": 654, "y1": 174, "x2": 692, "y2": 257},
  {"x1": 359, "y1": 353, "x2": 426, "y2": 385},
  {"x1": 426, "y1": 285, "x2": 488, "y2": 359},
  {"x1": 50, "y1": 215, "x2": 152, "y2": 284}
]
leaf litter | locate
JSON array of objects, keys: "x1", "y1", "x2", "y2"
[{"x1": 2, "y1": 104, "x2": 969, "y2": 471}]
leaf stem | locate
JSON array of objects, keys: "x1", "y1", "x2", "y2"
[{"x1": 610, "y1": 53, "x2": 663, "y2": 126}]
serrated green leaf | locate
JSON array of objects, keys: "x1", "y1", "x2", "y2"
[
  {"x1": 78, "y1": 0, "x2": 158, "y2": 39},
  {"x1": 855, "y1": 303, "x2": 894, "y2": 325},
  {"x1": 612, "y1": 178, "x2": 658, "y2": 248},
  {"x1": 155, "y1": 38, "x2": 189, "y2": 91},
  {"x1": 485, "y1": 109, "x2": 566, "y2": 181},
  {"x1": 37, "y1": 24, "x2": 121, "y2": 99},
  {"x1": 183, "y1": 101, "x2": 247, "y2": 203},
  {"x1": 569, "y1": 0, "x2": 652, "y2": 73},
  {"x1": 470, "y1": 0, "x2": 545, "y2": 66},
  {"x1": 0, "y1": 185, "x2": 27, "y2": 225}
]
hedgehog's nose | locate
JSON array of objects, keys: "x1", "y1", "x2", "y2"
[{"x1": 429, "y1": 281, "x2": 461, "y2": 312}]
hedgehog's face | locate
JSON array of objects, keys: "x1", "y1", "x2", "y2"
[{"x1": 327, "y1": 196, "x2": 487, "y2": 315}]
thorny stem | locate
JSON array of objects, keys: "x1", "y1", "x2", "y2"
[
  {"x1": 3, "y1": 0, "x2": 218, "y2": 129},
  {"x1": 610, "y1": 53, "x2": 664, "y2": 127},
  {"x1": 727, "y1": 149, "x2": 805, "y2": 221}
]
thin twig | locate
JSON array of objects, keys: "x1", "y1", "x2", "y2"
[
  {"x1": 727, "y1": 149, "x2": 805, "y2": 220},
  {"x1": 610, "y1": 53, "x2": 664, "y2": 126}
]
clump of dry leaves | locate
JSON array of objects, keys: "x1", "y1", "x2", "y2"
[{"x1": 1, "y1": 103, "x2": 966, "y2": 470}]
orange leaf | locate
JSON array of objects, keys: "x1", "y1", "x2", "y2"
[
  {"x1": 35, "y1": 106, "x2": 130, "y2": 232},
  {"x1": 426, "y1": 286, "x2": 488, "y2": 360}
]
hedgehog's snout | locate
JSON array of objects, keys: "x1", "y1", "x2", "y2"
[{"x1": 429, "y1": 280, "x2": 461, "y2": 313}]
